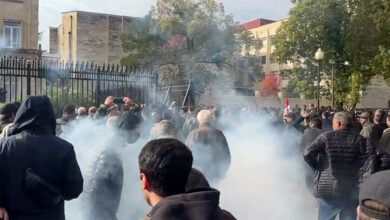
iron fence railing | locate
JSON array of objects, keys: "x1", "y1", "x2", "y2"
[{"x1": 0, "y1": 57, "x2": 159, "y2": 110}]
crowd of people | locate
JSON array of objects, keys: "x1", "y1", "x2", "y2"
[{"x1": 0, "y1": 95, "x2": 389, "y2": 220}]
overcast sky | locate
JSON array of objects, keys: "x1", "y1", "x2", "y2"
[{"x1": 39, "y1": 0, "x2": 293, "y2": 50}]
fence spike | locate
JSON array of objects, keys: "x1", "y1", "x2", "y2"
[{"x1": 75, "y1": 61, "x2": 79, "y2": 71}]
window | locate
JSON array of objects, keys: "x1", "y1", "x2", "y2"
[
  {"x1": 3, "y1": 21, "x2": 21, "y2": 49},
  {"x1": 261, "y1": 56, "x2": 267, "y2": 65}
]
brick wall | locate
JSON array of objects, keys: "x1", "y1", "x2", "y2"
[{"x1": 55, "y1": 11, "x2": 136, "y2": 65}]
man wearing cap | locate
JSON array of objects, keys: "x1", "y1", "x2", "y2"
[
  {"x1": 0, "y1": 103, "x2": 18, "y2": 133},
  {"x1": 360, "y1": 112, "x2": 375, "y2": 140},
  {"x1": 358, "y1": 170, "x2": 390, "y2": 220}
]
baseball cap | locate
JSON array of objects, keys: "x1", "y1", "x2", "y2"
[
  {"x1": 359, "y1": 170, "x2": 390, "y2": 219},
  {"x1": 360, "y1": 112, "x2": 370, "y2": 118}
]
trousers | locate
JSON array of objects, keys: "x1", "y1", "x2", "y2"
[{"x1": 317, "y1": 197, "x2": 358, "y2": 220}]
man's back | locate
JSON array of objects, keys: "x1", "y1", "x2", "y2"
[
  {"x1": 0, "y1": 96, "x2": 83, "y2": 220},
  {"x1": 321, "y1": 118, "x2": 333, "y2": 132},
  {"x1": 186, "y1": 124, "x2": 231, "y2": 183},
  {"x1": 83, "y1": 139, "x2": 124, "y2": 220},
  {"x1": 304, "y1": 128, "x2": 372, "y2": 198},
  {"x1": 0, "y1": 133, "x2": 83, "y2": 219}
]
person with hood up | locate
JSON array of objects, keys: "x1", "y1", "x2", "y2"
[
  {"x1": 186, "y1": 110, "x2": 231, "y2": 185},
  {"x1": 139, "y1": 139, "x2": 236, "y2": 220},
  {"x1": 83, "y1": 108, "x2": 142, "y2": 220},
  {"x1": 0, "y1": 95, "x2": 83, "y2": 220}
]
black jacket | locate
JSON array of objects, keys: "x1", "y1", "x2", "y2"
[
  {"x1": 0, "y1": 96, "x2": 83, "y2": 220},
  {"x1": 370, "y1": 123, "x2": 387, "y2": 148},
  {"x1": 301, "y1": 127, "x2": 322, "y2": 153},
  {"x1": 147, "y1": 188, "x2": 236, "y2": 220},
  {"x1": 83, "y1": 137, "x2": 125, "y2": 220},
  {"x1": 321, "y1": 118, "x2": 333, "y2": 132},
  {"x1": 304, "y1": 128, "x2": 374, "y2": 199}
]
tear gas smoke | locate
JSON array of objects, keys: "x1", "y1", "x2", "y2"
[
  {"x1": 60, "y1": 110, "x2": 317, "y2": 220},
  {"x1": 60, "y1": 118, "x2": 149, "y2": 220},
  {"x1": 219, "y1": 114, "x2": 317, "y2": 219}
]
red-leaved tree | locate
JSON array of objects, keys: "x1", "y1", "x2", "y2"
[{"x1": 261, "y1": 73, "x2": 280, "y2": 96}]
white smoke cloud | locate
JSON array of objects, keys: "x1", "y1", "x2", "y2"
[
  {"x1": 60, "y1": 109, "x2": 317, "y2": 220},
  {"x1": 219, "y1": 115, "x2": 317, "y2": 219},
  {"x1": 60, "y1": 118, "x2": 150, "y2": 220}
]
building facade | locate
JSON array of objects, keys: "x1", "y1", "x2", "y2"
[
  {"x1": 0, "y1": 0, "x2": 39, "y2": 52},
  {"x1": 240, "y1": 18, "x2": 293, "y2": 96},
  {"x1": 50, "y1": 11, "x2": 138, "y2": 65},
  {"x1": 241, "y1": 18, "x2": 293, "y2": 77}
]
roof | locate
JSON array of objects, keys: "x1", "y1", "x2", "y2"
[
  {"x1": 241, "y1": 18, "x2": 276, "y2": 30},
  {"x1": 61, "y1": 10, "x2": 137, "y2": 19}
]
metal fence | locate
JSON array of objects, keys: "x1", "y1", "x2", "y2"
[
  {"x1": 159, "y1": 79, "x2": 204, "y2": 107},
  {"x1": 0, "y1": 57, "x2": 159, "y2": 110}
]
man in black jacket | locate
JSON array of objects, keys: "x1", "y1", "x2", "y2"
[
  {"x1": 321, "y1": 111, "x2": 333, "y2": 132},
  {"x1": 0, "y1": 95, "x2": 83, "y2": 220},
  {"x1": 139, "y1": 139, "x2": 236, "y2": 220},
  {"x1": 304, "y1": 112, "x2": 373, "y2": 220},
  {"x1": 83, "y1": 109, "x2": 142, "y2": 220},
  {"x1": 301, "y1": 118, "x2": 323, "y2": 192}
]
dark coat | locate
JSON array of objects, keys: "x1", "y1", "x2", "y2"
[
  {"x1": 186, "y1": 124, "x2": 231, "y2": 183},
  {"x1": 375, "y1": 128, "x2": 390, "y2": 171},
  {"x1": 147, "y1": 188, "x2": 236, "y2": 220},
  {"x1": 371, "y1": 123, "x2": 387, "y2": 148},
  {"x1": 374, "y1": 123, "x2": 387, "y2": 140},
  {"x1": 350, "y1": 121, "x2": 363, "y2": 135},
  {"x1": 0, "y1": 96, "x2": 83, "y2": 220},
  {"x1": 304, "y1": 128, "x2": 374, "y2": 200},
  {"x1": 301, "y1": 127, "x2": 323, "y2": 153},
  {"x1": 379, "y1": 128, "x2": 390, "y2": 154},
  {"x1": 321, "y1": 118, "x2": 333, "y2": 132},
  {"x1": 83, "y1": 137, "x2": 125, "y2": 220}
]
